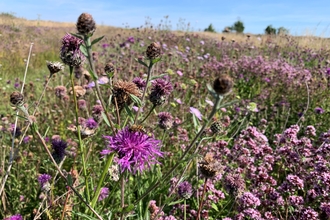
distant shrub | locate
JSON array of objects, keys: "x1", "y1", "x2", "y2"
[
  {"x1": 265, "y1": 25, "x2": 276, "y2": 35},
  {"x1": 204, "y1": 23, "x2": 216, "y2": 33}
]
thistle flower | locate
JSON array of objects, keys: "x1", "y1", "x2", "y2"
[
  {"x1": 54, "y1": 86, "x2": 67, "y2": 98},
  {"x1": 60, "y1": 33, "x2": 85, "y2": 67},
  {"x1": 157, "y1": 112, "x2": 174, "y2": 130},
  {"x1": 104, "y1": 61, "x2": 115, "y2": 75},
  {"x1": 146, "y1": 42, "x2": 161, "y2": 60},
  {"x1": 4, "y1": 214, "x2": 23, "y2": 220},
  {"x1": 112, "y1": 80, "x2": 141, "y2": 110},
  {"x1": 85, "y1": 118, "x2": 98, "y2": 129},
  {"x1": 102, "y1": 127, "x2": 163, "y2": 173},
  {"x1": 76, "y1": 13, "x2": 96, "y2": 36},
  {"x1": 213, "y1": 74, "x2": 233, "y2": 96},
  {"x1": 51, "y1": 139, "x2": 68, "y2": 162},
  {"x1": 46, "y1": 61, "x2": 64, "y2": 75},
  {"x1": 10, "y1": 91, "x2": 24, "y2": 106},
  {"x1": 132, "y1": 77, "x2": 146, "y2": 90},
  {"x1": 178, "y1": 181, "x2": 193, "y2": 199},
  {"x1": 149, "y1": 78, "x2": 173, "y2": 106}
]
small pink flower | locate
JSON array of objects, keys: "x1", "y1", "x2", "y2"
[
  {"x1": 177, "y1": 70, "x2": 183, "y2": 76},
  {"x1": 190, "y1": 107, "x2": 202, "y2": 120},
  {"x1": 205, "y1": 99, "x2": 214, "y2": 106}
]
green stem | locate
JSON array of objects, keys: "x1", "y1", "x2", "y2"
[
  {"x1": 84, "y1": 36, "x2": 116, "y2": 134},
  {"x1": 90, "y1": 153, "x2": 114, "y2": 209},
  {"x1": 134, "y1": 62, "x2": 153, "y2": 124},
  {"x1": 69, "y1": 66, "x2": 90, "y2": 201},
  {"x1": 184, "y1": 199, "x2": 187, "y2": 220},
  {"x1": 140, "y1": 105, "x2": 156, "y2": 124},
  {"x1": 135, "y1": 95, "x2": 223, "y2": 205}
]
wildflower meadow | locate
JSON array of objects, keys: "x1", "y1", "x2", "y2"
[{"x1": 1, "y1": 12, "x2": 330, "y2": 220}]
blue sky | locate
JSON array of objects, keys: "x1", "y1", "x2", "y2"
[{"x1": 1, "y1": 0, "x2": 330, "y2": 36}]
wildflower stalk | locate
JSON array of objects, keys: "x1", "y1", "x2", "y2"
[
  {"x1": 134, "y1": 61, "x2": 154, "y2": 124},
  {"x1": 90, "y1": 152, "x2": 115, "y2": 209},
  {"x1": 135, "y1": 95, "x2": 223, "y2": 204},
  {"x1": 197, "y1": 177, "x2": 208, "y2": 220},
  {"x1": 184, "y1": 199, "x2": 187, "y2": 220},
  {"x1": 69, "y1": 65, "x2": 90, "y2": 201},
  {"x1": 83, "y1": 35, "x2": 116, "y2": 134},
  {"x1": 140, "y1": 105, "x2": 156, "y2": 123}
]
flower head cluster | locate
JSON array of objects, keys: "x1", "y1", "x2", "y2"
[
  {"x1": 98, "y1": 187, "x2": 109, "y2": 201},
  {"x1": 4, "y1": 214, "x2": 23, "y2": 220},
  {"x1": 157, "y1": 112, "x2": 174, "y2": 130},
  {"x1": 102, "y1": 127, "x2": 163, "y2": 173},
  {"x1": 132, "y1": 77, "x2": 146, "y2": 91},
  {"x1": 239, "y1": 192, "x2": 261, "y2": 209},
  {"x1": 177, "y1": 181, "x2": 193, "y2": 199},
  {"x1": 149, "y1": 78, "x2": 173, "y2": 106},
  {"x1": 51, "y1": 138, "x2": 68, "y2": 162},
  {"x1": 38, "y1": 173, "x2": 52, "y2": 187},
  {"x1": 60, "y1": 33, "x2": 85, "y2": 67}
]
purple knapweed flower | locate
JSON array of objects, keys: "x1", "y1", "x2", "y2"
[
  {"x1": 60, "y1": 33, "x2": 85, "y2": 67},
  {"x1": 38, "y1": 173, "x2": 52, "y2": 187},
  {"x1": 177, "y1": 181, "x2": 193, "y2": 199},
  {"x1": 132, "y1": 77, "x2": 146, "y2": 90},
  {"x1": 149, "y1": 78, "x2": 173, "y2": 106},
  {"x1": 51, "y1": 139, "x2": 68, "y2": 162},
  {"x1": 85, "y1": 118, "x2": 98, "y2": 129},
  {"x1": 190, "y1": 107, "x2": 202, "y2": 120},
  {"x1": 314, "y1": 107, "x2": 325, "y2": 114},
  {"x1": 102, "y1": 127, "x2": 163, "y2": 173},
  {"x1": 23, "y1": 136, "x2": 31, "y2": 143},
  {"x1": 98, "y1": 187, "x2": 109, "y2": 201},
  {"x1": 127, "y1": 36, "x2": 135, "y2": 43},
  {"x1": 4, "y1": 214, "x2": 23, "y2": 220}
]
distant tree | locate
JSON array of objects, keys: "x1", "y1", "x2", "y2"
[
  {"x1": 277, "y1": 27, "x2": 289, "y2": 35},
  {"x1": 204, "y1": 24, "x2": 216, "y2": 33},
  {"x1": 265, "y1": 25, "x2": 276, "y2": 35},
  {"x1": 232, "y1": 20, "x2": 245, "y2": 33}
]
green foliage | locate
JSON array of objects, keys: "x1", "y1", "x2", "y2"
[
  {"x1": 232, "y1": 20, "x2": 245, "y2": 33},
  {"x1": 265, "y1": 25, "x2": 277, "y2": 35},
  {"x1": 204, "y1": 23, "x2": 216, "y2": 33},
  {"x1": 277, "y1": 26, "x2": 289, "y2": 35}
]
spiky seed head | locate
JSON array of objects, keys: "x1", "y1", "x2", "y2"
[
  {"x1": 76, "y1": 13, "x2": 96, "y2": 36},
  {"x1": 10, "y1": 91, "x2": 24, "y2": 106},
  {"x1": 213, "y1": 74, "x2": 233, "y2": 96},
  {"x1": 112, "y1": 80, "x2": 141, "y2": 110},
  {"x1": 46, "y1": 61, "x2": 64, "y2": 75},
  {"x1": 199, "y1": 153, "x2": 221, "y2": 178},
  {"x1": 146, "y1": 42, "x2": 161, "y2": 60},
  {"x1": 210, "y1": 121, "x2": 222, "y2": 134}
]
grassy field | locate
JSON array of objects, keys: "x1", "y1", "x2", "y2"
[{"x1": 1, "y1": 12, "x2": 330, "y2": 220}]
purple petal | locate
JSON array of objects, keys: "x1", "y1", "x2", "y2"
[{"x1": 190, "y1": 107, "x2": 202, "y2": 120}]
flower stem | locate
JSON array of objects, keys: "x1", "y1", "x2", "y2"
[
  {"x1": 197, "y1": 177, "x2": 208, "y2": 220},
  {"x1": 69, "y1": 66, "x2": 90, "y2": 201},
  {"x1": 90, "y1": 152, "x2": 114, "y2": 209},
  {"x1": 140, "y1": 105, "x2": 155, "y2": 124},
  {"x1": 134, "y1": 62, "x2": 153, "y2": 124}
]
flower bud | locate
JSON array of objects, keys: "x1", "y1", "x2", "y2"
[
  {"x1": 76, "y1": 13, "x2": 96, "y2": 36},
  {"x1": 213, "y1": 74, "x2": 233, "y2": 95},
  {"x1": 146, "y1": 42, "x2": 161, "y2": 60},
  {"x1": 10, "y1": 91, "x2": 24, "y2": 106}
]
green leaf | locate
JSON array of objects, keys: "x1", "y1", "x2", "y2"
[
  {"x1": 129, "y1": 94, "x2": 142, "y2": 107},
  {"x1": 211, "y1": 203, "x2": 219, "y2": 212},
  {"x1": 124, "y1": 104, "x2": 134, "y2": 119},
  {"x1": 122, "y1": 204, "x2": 135, "y2": 213},
  {"x1": 91, "y1": 36, "x2": 104, "y2": 46},
  {"x1": 101, "y1": 112, "x2": 111, "y2": 127},
  {"x1": 135, "y1": 58, "x2": 148, "y2": 68},
  {"x1": 67, "y1": 174, "x2": 73, "y2": 186},
  {"x1": 151, "y1": 57, "x2": 162, "y2": 64},
  {"x1": 70, "y1": 33, "x2": 84, "y2": 40},
  {"x1": 168, "y1": 199, "x2": 185, "y2": 206},
  {"x1": 71, "y1": 211, "x2": 98, "y2": 220},
  {"x1": 80, "y1": 44, "x2": 88, "y2": 57}
]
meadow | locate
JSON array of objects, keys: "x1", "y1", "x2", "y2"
[{"x1": 1, "y1": 12, "x2": 330, "y2": 220}]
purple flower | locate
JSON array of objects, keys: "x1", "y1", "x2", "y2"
[
  {"x1": 127, "y1": 36, "x2": 135, "y2": 43},
  {"x1": 176, "y1": 70, "x2": 183, "y2": 76},
  {"x1": 150, "y1": 78, "x2": 173, "y2": 96},
  {"x1": 85, "y1": 118, "x2": 98, "y2": 129},
  {"x1": 38, "y1": 173, "x2": 52, "y2": 187},
  {"x1": 132, "y1": 77, "x2": 146, "y2": 90},
  {"x1": 102, "y1": 127, "x2": 163, "y2": 173},
  {"x1": 178, "y1": 181, "x2": 193, "y2": 199},
  {"x1": 157, "y1": 112, "x2": 174, "y2": 130},
  {"x1": 51, "y1": 139, "x2": 68, "y2": 162},
  {"x1": 60, "y1": 33, "x2": 85, "y2": 67},
  {"x1": 321, "y1": 202, "x2": 330, "y2": 217},
  {"x1": 314, "y1": 107, "x2": 324, "y2": 114},
  {"x1": 239, "y1": 192, "x2": 261, "y2": 208},
  {"x1": 23, "y1": 136, "x2": 31, "y2": 143},
  {"x1": 4, "y1": 214, "x2": 23, "y2": 220},
  {"x1": 98, "y1": 187, "x2": 109, "y2": 201},
  {"x1": 102, "y1": 43, "x2": 110, "y2": 49},
  {"x1": 300, "y1": 207, "x2": 319, "y2": 220},
  {"x1": 286, "y1": 174, "x2": 304, "y2": 189},
  {"x1": 189, "y1": 107, "x2": 202, "y2": 120}
]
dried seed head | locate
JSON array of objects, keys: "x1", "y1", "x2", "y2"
[
  {"x1": 46, "y1": 61, "x2": 64, "y2": 75},
  {"x1": 213, "y1": 74, "x2": 233, "y2": 95},
  {"x1": 146, "y1": 42, "x2": 161, "y2": 60},
  {"x1": 221, "y1": 36, "x2": 226, "y2": 41},
  {"x1": 112, "y1": 80, "x2": 141, "y2": 110},
  {"x1": 210, "y1": 121, "x2": 222, "y2": 134},
  {"x1": 76, "y1": 13, "x2": 96, "y2": 36},
  {"x1": 199, "y1": 153, "x2": 221, "y2": 178},
  {"x1": 10, "y1": 91, "x2": 24, "y2": 106}
]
